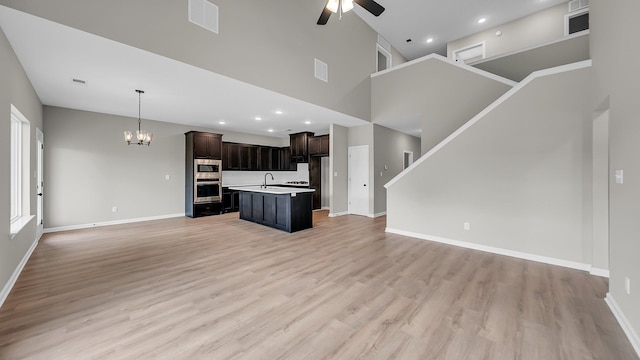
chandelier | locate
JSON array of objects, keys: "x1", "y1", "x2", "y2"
[
  {"x1": 124, "y1": 89, "x2": 153, "y2": 146},
  {"x1": 326, "y1": 0, "x2": 354, "y2": 18}
]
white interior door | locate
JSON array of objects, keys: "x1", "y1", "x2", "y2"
[
  {"x1": 348, "y1": 146, "x2": 369, "y2": 216},
  {"x1": 36, "y1": 128, "x2": 44, "y2": 240}
]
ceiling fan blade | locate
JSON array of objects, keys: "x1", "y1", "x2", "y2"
[
  {"x1": 354, "y1": 0, "x2": 385, "y2": 16},
  {"x1": 317, "y1": 6, "x2": 332, "y2": 25}
]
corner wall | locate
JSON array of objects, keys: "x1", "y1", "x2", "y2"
[
  {"x1": 591, "y1": 0, "x2": 640, "y2": 353},
  {"x1": 329, "y1": 124, "x2": 348, "y2": 216},
  {"x1": 373, "y1": 125, "x2": 420, "y2": 215},
  {"x1": 0, "y1": 27, "x2": 43, "y2": 305}
]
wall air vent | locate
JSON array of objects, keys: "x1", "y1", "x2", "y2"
[
  {"x1": 189, "y1": 0, "x2": 219, "y2": 34},
  {"x1": 568, "y1": 0, "x2": 589, "y2": 12},
  {"x1": 314, "y1": 58, "x2": 328, "y2": 82}
]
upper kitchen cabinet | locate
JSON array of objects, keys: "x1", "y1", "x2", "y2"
[
  {"x1": 289, "y1": 132, "x2": 314, "y2": 163},
  {"x1": 187, "y1": 131, "x2": 223, "y2": 159},
  {"x1": 309, "y1": 135, "x2": 329, "y2": 157}
]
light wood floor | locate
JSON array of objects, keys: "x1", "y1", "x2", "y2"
[{"x1": 0, "y1": 211, "x2": 637, "y2": 359}]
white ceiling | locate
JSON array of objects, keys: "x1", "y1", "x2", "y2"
[
  {"x1": 0, "y1": 6, "x2": 369, "y2": 139},
  {"x1": 353, "y1": 0, "x2": 568, "y2": 60}
]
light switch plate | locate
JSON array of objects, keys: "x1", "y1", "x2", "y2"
[{"x1": 615, "y1": 170, "x2": 624, "y2": 184}]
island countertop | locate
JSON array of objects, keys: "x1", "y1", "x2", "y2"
[{"x1": 228, "y1": 186, "x2": 315, "y2": 195}]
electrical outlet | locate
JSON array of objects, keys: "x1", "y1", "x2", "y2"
[
  {"x1": 625, "y1": 277, "x2": 631, "y2": 295},
  {"x1": 165, "y1": 174, "x2": 171, "y2": 180},
  {"x1": 112, "y1": 206, "x2": 118, "y2": 213},
  {"x1": 464, "y1": 222, "x2": 470, "y2": 230}
]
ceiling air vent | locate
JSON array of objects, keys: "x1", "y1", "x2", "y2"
[
  {"x1": 568, "y1": 0, "x2": 589, "y2": 12},
  {"x1": 314, "y1": 58, "x2": 328, "y2": 82},
  {"x1": 189, "y1": 0, "x2": 219, "y2": 34}
]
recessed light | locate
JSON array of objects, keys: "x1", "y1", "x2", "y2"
[
  {"x1": 275, "y1": 110, "x2": 283, "y2": 115},
  {"x1": 267, "y1": 129, "x2": 274, "y2": 133},
  {"x1": 478, "y1": 18, "x2": 486, "y2": 24},
  {"x1": 255, "y1": 116, "x2": 262, "y2": 121},
  {"x1": 426, "y1": 38, "x2": 433, "y2": 43},
  {"x1": 219, "y1": 121, "x2": 226, "y2": 125},
  {"x1": 304, "y1": 121, "x2": 311, "y2": 125}
]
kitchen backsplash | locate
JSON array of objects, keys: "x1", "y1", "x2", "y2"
[{"x1": 222, "y1": 163, "x2": 309, "y2": 186}]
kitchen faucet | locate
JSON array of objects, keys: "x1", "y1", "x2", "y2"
[{"x1": 262, "y1": 172, "x2": 274, "y2": 189}]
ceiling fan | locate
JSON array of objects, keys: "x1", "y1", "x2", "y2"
[{"x1": 317, "y1": 0, "x2": 385, "y2": 25}]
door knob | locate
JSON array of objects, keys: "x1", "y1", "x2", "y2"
[{"x1": 37, "y1": 193, "x2": 43, "y2": 196}]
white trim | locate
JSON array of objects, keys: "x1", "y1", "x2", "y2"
[
  {"x1": 0, "y1": 236, "x2": 39, "y2": 310},
  {"x1": 368, "y1": 211, "x2": 386, "y2": 218},
  {"x1": 370, "y1": 53, "x2": 516, "y2": 87},
  {"x1": 10, "y1": 215, "x2": 35, "y2": 240},
  {"x1": 376, "y1": 44, "x2": 392, "y2": 72},
  {"x1": 605, "y1": 293, "x2": 640, "y2": 357},
  {"x1": 328, "y1": 211, "x2": 348, "y2": 218},
  {"x1": 452, "y1": 41, "x2": 486, "y2": 63},
  {"x1": 590, "y1": 267, "x2": 610, "y2": 278},
  {"x1": 43, "y1": 213, "x2": 185, "y2": 233},
  {"x1": 470, "y1": 30, "x2": 589, "y2": 66},
  {"x1": 385, "y1": 60, "x2": 593, "y2": 189},
  {"x1": 385, "y1": 228, "x2": 592, "y2": 272}
]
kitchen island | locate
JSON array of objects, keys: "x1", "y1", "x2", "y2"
[{"x1": 229, "y1": 186, "x2": 315, "y2": 233}]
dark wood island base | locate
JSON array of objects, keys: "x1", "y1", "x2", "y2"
[{"x1": 235, "y1": 188, "x2": 314, "y2": 233}]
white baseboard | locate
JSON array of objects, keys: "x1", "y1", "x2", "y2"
[
  {"x1": 385, "y1": 228, "x2": 592, "y2": 272},
  {"x1": 0, "y1": 237, "x2": 39, "y2": 310},
  {"x1": 605, "y1": 293, "x2": 640, "y2": 357},
  {"x1": 328, "y1": 211, "x2": 348, "y2": 218},
  {"x1": 590, "y1": 267, "x2": 610, "y2": 278},
  {"x1": 368, "y1": 211, "x2": 387, "y2": 218},
  {"x1": 44, "y1": 213, "x2": 185, "y2": 233}
]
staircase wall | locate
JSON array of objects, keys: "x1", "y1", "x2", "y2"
[
  {"x1": 371, "y1": 55, "x2": 514, "y2": 155},
  {"x1": 385, "y1": 63, "x2": 595, "y2": 266}
]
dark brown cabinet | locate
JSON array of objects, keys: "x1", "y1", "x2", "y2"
[
  {"x1": 189, "y1": 131, "x2": 222, "y2": 159},
  {"x1": 289, "y1": 132, "x2": 314, "y2": 163},
  {"x1": 309, "y1": 135, "x2": 329, "y2": 157},
  {"x1": 185, "y1": 131, "x2": 223, "y2": 218},
  {"x1": 222, "y1": 143, "x2": 258, "y2": 170},
  {"x1": 223, "y1": 143, "x2": 292, "y2": 171}
]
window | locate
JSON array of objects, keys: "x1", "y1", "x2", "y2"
[{"x1": 10, "y1": 105, "x2": 29, "y2": 226}]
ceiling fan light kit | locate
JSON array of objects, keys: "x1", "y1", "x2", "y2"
[{"x1": 317, "y1": 0, "x2": 385, "y2": 25}]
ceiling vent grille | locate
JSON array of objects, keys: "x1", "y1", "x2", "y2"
[
  {"x1": 568, "y1": 0, "x2": 589, "y2": 12},
  {"x1": 189, "y1": 0, "x2": 219, "y2": 34},
  {"x1": 314, "y1": 59, "x2": 328, "y2": 82}
]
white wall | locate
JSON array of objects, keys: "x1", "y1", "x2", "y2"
[
  {"x1": 1, "y1": 0, "x2": 379, "y2": 121},
  {"x1": 447, "y1": 2, "x2": 571, "y2": 61},
  {"x1": 371, "y1": 55, "x2": 513, "y2": 155},
  {"x1": 329, "y1": 124, "x2": 348, "y2": 215},
  {"x1": 386, "y1": 64, "x2": 594, "y2": 265},
  {"x1": 0, "y1": 27, "x2": 43, "y2": 304},
  {"x1": 373, "y1": 124, "x2": 420, "y2": 215},
  {"x1": 43, "y1": 106, "x2": 292, "y2": 229},
  {"x1": 591, "y1": 0, "x2": 640, "y2": 351}
]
